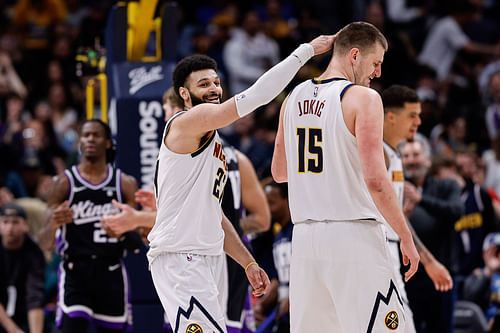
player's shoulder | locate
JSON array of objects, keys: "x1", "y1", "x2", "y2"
[
  {"x1": 52, "y1": 172, "x2": 70, "y2": 189},
  {"x1": 119, "y1": 171, "x2": 138, "y2": 188},
  {"x1": 343, "y1": 85, "x2": 381, "y2": 105}
]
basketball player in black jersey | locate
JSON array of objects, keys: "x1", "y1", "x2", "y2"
[{"x1": 39, "y1": 119, "x2": 141, "y2": 333}]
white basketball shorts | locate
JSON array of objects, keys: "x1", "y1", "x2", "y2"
[
  {"x1": 150, "y1": 252, "x2": 228, "y2": 333},
  {"x1": 290, "y1": 219, "x2": 409, "y2": 332}
]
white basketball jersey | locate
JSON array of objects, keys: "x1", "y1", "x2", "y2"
[
  {"x1": 383, "y1": 142, "x2": 405, "y2": 241},
  {"x1": 284, "y1": 78, "x2": 384, "y2": 224},
  {"x1": 147, "y1": 111, "x2": 228, "y2": 262}
]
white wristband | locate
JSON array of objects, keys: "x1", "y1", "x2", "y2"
[
  {"x1": 235, "y1": 43, "x2": 315, "y2": 118},
  {"x1": 292, "y1": 43, "x2": 315, "y2": 66}
]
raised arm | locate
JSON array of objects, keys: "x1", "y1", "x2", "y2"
[
  {"x1": 38, "y1": 175, "x2": 73, "y2": 251},
  {"x1": 174, "y1": 35, "x2": 336, "y2": 137},
  {"x1": 347, "y1": 87, "x2": 419, "y2": 281},
  {"x1": 237, "y1": 150, "x2": 271, "y2": 234}
]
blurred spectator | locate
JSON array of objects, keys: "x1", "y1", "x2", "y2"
[
  {"x1": 46, "y1": 83, "x2": 78, "y2": 153},
  {"x1": 463, "y1": 232, "x2": 500, "y2": 326},
  {"x1": 13, "y1": 0, "x2": 68, "y2": 88},
  {"x1": 364, "y1": 1, "x2": 420, "y2": 87},
  {"x1": 21, "y1": 118, "x2": 66, "y2": 183},
  {"x1": 485, "y1": 71, "x2": 500, "y2": 141},
  {"x1": 385, "y1": 0, "x2": 430, "y2": 25},
  {"x1": 64, "y1": 0, "x2": 90, "y2": 40},
  {"x1": 223, "y1": 10, "x2": 279, "y2": 94},
  {"x1": 224, "y1": 112, "x2": 273, "y2": 175},
  {"x1": 484, "y1": 133, "x2": 500, "y2": 198},
  {"x1": 401, "y1": 138, "x2": 464, "y2": 333},
  {"x1": 432, "y1": 152, "x2": 498, "y2": 284},
  {"x1": 0, "y1": 202, "x2": 45, "y2": 333},
  {"x1": 0, "y1": 53, "x2": 27, "y2": 106},
  {"x1": 257, "y1": 0, "x2": 297, "y2": 55},
  {"x1": 431, "y1": 115, "x2": 468, "y2": 154},
  {"x1": 417, "y1": 1, "x2": 500, "y2": 82}
]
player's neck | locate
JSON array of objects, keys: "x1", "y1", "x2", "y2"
[
  {"x1": 78, "y1": 159, "x2": 108, "y2": 183},
  {"x1": 316, "y1": 59, "x2": 351, "y2": 82},
  {"x1": 383, "y1": 131, "x2": 401, "y2": 152}
]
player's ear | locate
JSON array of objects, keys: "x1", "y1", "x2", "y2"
[
  {"x1": 350, "y1": 48, "x2": 359, "y2": 64},
  {"x1": 179, "y1": 87, "x2": 189, "y2": 101}
]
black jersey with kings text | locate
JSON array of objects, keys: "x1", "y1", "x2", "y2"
[{"x1": 55, "y1": 164, "x2": 125, "y2": 259}]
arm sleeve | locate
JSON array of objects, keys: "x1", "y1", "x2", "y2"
[{"x1": 234, "y1": 43, "x2": 314, "y2": 118}]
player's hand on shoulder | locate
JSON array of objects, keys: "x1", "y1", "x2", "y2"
[
  {"x1": 51, "y1": 200, "x2": 73, "y2": 228},
  {"x1": 245, "y1": 263, "x2": 271, "y2": 297},
  {"x1": 309, "y1": 34, "x2": 337, "y2": 56}
]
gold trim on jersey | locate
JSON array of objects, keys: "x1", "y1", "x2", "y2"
[{"x1": 191, "y1": 131, "x2": 215, "y2": 157}]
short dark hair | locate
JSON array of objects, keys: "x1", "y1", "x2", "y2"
[
  {"x1": 430, "y1": 153, "x2": 456, "y2": 176},
  {"x1": 172, "y1": 55, "x2": 218, "y2": 99},
  {"x1": 334, "y1": 21, "x2": 388, "y2": 56},
  {"x1": 80, "y1": 119, "x2": 116, "y2": 163},
  {"x1": 382, "y1": 85, "x2": 420, "y2": 114}
]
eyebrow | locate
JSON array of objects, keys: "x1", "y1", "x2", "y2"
[{"x1": 196, "y1": 76, "x2": 220, "y2": 84}]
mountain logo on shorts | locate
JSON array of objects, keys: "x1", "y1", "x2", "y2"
[
  {"x1": 186, "y1": 323, "x2": 203, "y2": 333},
  {"x1": 174, "y1": 296, "x2": 224, "y2": 333},
  {"x1": 366, "y1": 280, "x2": 404, "y2": 333},
  {"x1": 384, "y1": 311, "x2": 399, "y2": 330}
]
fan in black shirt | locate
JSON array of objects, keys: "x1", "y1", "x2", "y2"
[{"x1": 0, "y1": 202, "x2": 45, "y2": 333}]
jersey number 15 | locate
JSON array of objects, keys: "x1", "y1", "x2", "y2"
[{"x1": 297, "y1": 127, "x2": 323, "y2": 173}]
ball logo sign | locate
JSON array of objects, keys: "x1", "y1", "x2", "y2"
[{"x1": 129, "y1": 65, "x2": 164, "y2": 95}]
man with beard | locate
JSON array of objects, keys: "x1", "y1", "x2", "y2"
[
  {"x1": 38, "y1": 119, "x2": 142, "y2": 333},
  {"x1": 103, "y1": 82, "x2": 271, "y2": 332},
  {"x1": 401, "y1": 138, "x2": 464, "y2": 333},
  {"x1": 146, "y1": 35, "x2": 335, "y2": 332},
  {"x1": 271, "y1": 22, "x2": 419, "y2": 332}
]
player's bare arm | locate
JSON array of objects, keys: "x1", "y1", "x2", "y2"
[
  {"x1": 28, "y1": 308, "x2": 43, "y2": 333},
  {"x1": 406, "y1": 219, "x2": 453, "y2": 291},
  {"x1": 39, "y1": 174, "x2": 73, "y2": 251},
  {"x1": 237, "y1": 150, "x2": 271, "y2": 234},
  {"x1": 121, "y1": 173, "x2": 139, "y2": 209},
  {"x1": 221, "y1": 213, "x2": 270, "y2": 296},
  {"x1": 345, "y1": 86, "x2": 420, "y2": 281},
  {"x1": 271, "y1": 96, "x2": 289, "y2": 183},
  {"x1": 0, "y1": 304, "x2": 23, "y2": 333}
]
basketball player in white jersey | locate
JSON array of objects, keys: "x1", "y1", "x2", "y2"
[
  {"x1": 271, "y1": 22, "x2": 420, "y2": 332},
  {"x1": 146, "y1": 35, "x2": 336, "y2": 333},
  {"x1": 382, "y1": 85, "x2": 454, "y2": 333}
]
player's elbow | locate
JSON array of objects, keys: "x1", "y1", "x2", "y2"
[
  {"x1": 364, "y1": 175, "x2": 384, "y2": 193},
  {"x1": 271, "y1": 160, "x2": 287, "y2": 183}
]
